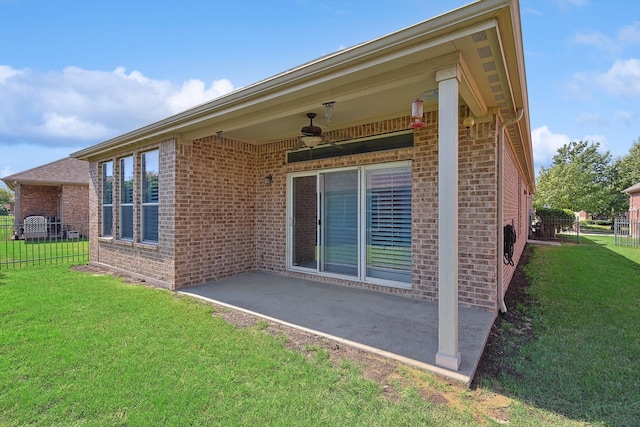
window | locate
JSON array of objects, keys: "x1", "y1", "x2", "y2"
[
  {"x1": 287, "y1": 161, "x2": 412, "y2": 288},
  {"x1": 141, "y1": 150, "x2": 159, "y2": 243},
  {"x1": 366, "y1": 166, "x2": 412, "y2": 283},
  {"x1": 120, "y1": 156, "x2": 134, "y2": 240},
  {"x1": 101, "y1": 161, "x2": 113, "y2": 237}
]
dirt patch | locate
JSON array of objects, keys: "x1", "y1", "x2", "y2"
[
  {"x1": 471, "y1": 245, "x2": 538, "y2": 385},
  {"x1": 71, "y1": 263, "x2": 156, "y2": 288}
]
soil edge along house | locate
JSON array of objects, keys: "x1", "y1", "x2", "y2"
[{"x1": 72, "y1": 0, "x2": 534, "y2": 379}]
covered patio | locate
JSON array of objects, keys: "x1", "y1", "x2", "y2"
[{"x1": 180, "y1": 272, "x2": 495, "y2": 384}]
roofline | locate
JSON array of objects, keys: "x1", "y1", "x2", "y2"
[
  {"x1": 1, "y1": 156, "x2": 89, "y2": 191},
  {"x1": 71, "y1": 0, "x2": 515, "y2": 160},
  {"x1": 622, "y1": 182, "x2": 640, "y2": 194}
]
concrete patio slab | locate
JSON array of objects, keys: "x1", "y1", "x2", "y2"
[{"x1": 179, "y1": 271, "x2": 495, "y2": 384}]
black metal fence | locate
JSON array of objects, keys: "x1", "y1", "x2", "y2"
[
  {"x1": 0, "y1": 217, "x2": 89, "y2": 269},
  {"x1": 614, "y1": 217, "x2": 640, "y2": 248}
]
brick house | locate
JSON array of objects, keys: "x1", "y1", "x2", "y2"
[
  {"x1": 72, "y1": 0, "x2": 534, "y2": 371},
  {"x1": 2, "y1": 157, "x2": 90, "y2": 238},
  {"x1": 623, "y1": 182, "x2": 640, "y2": 222}
]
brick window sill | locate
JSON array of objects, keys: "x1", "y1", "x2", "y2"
[{"x1": 135, "y1": 242, "x2": 159, "y2": 251}]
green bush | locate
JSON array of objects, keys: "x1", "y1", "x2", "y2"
[
  {"x1": 535, "y1": 207, "x2": 574, "y2": 222},
  {"x1": 532, "y1": 208, "x2": 576, "y2": 239}
]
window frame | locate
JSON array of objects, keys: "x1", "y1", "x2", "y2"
[
  {"x1": 119, "y1": 155, "x2": 134, "y2": 241},
  {"x1": 140, "y1": 149, "x2": 159, "y2": 244},
  {"x1": 286, "y1": 160, "x2": 412, "y2": 289},
  {"x1": 101, "y1": 161, "x2": 114, "y2": 237}
]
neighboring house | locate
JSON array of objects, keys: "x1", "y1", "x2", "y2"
[
  {"x1": 72, "y1": 0, "x2": 534, "y2": 372},
  {"x1": 623, "y1": 182, "x2": 640, "y2": 222},
  {"x1": 1, "y1": 157, "x2": 90, "y2": 238},
  {"x1": 575, "y1": 211, "x2": 589, "y2": 222}
]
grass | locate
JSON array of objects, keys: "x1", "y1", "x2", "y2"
[
  {"x1": 0, "y1": 264, "x2": 478, "y2": 426},
  {"x1": 0, "y1": 216, "x2": 89, "y2": 267},
  {"x1": 478, "y1": 235, "x2": 640, "y2": 426},
  {"x1": 1, "y1": 236, "x2": 638, "y2": 425}
]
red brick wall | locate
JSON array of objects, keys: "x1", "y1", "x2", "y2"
[
  {"x1": 85, "y1": 111, "x2": 533, "y2": 311},
  {"x1": 458, "y1": 118, "x2": 499, "y2": 310},
  {"x1": 629, "y1": 191, "x2": 640, "y2": 222},
  {"x1": 18, "y1": 185, "x2": 59, "y2": 221},
  {"x1": 88, "y1": 141, "x2": 176, "y2": 287},
  {"x1": 60, "y1": 184, "x2": 89, "y2": 231},
  {"x1": 502, "y1": 120, "x2": 530, "y2": 297},
  {"x1": 172, "y1": 136, "x2": 257, "y2": 287}
]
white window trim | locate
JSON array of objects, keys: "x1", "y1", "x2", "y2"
[
  {"x1": 140, "y1": 149, "x2": 159, "y2": 244},
  {"x1": 101, "y1": 161, "x2": 113, "y2": 237},
  {"x1": 119, "y1": 156, "x2": 134, "y2": 241}
]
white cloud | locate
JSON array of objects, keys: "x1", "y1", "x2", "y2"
[
  {"x1": 599, "y1": 59, "x2": 640, "y2": 98},
  {"x1": 0, "y1": 65, "x2": 235, "y2": 147},
  {"x1": 0, "y1": 142, "x2": 87, "y2": 180},
  {"x1": 39, "y1": 113, "x2": 110, "y2": 140},
  {"x1": 0, "y1": 65, "x2": 23, "y2": 84},
  {"x1": 572, "y1": 31, "x2": 620, "y2": 54},
  {"x1": 532, "y1": 125, "x2": 570, "y2": 167},
  {"x1": 167, "y1": 78, "x2": 234, "y2": 115},
  {"x1": 576, "y1": 112, "x2": 609, "y2": 127},
  {"x1": 618, "y1": 22, "x2": 640, "y2": 45},
  {"x1": 566, "y1": 58, "x2": 640, "y2": 100},
  {"x1": 582, "y1": 134, "x2": 609, "y2": 152},
  {"x1": 616, "y1": 110, "x2": 636, "y2": 126}
]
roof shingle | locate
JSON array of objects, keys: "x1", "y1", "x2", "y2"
[{"x1": 1, "y1": 157, "x2": 89, "y2": 190}]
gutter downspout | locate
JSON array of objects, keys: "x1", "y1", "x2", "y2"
[{"x1": 497, "y1": 108, "x2": 524, "y2": 314}]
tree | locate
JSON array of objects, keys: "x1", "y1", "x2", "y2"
[
  {"x1": 615, "y1": 138, "x2": 640, "y2": 188},
  {"x1": 604, "y1": 138, "x2": 640, "y2": 216},
  {"x1": 0, "y1": 188, "x2": 14, "y2": 215},
  {"x1": 0, "y1": 188, "x2": 14, "y2": 206},
  {"x1": 534, "y1": 140, "x2": 616, "y2": 215}
]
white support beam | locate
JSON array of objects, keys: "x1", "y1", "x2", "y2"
[{"x1": 435, "y1": 64, "x2": 462, "y2": 371}]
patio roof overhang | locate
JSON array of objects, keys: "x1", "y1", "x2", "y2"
[{"x1": 71, "y1": 0, "x2": 533, "y2": 189}]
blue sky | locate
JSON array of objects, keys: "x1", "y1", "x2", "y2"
[{"x1": 1, "y1": 0, "x2": 638, "y2": 187}]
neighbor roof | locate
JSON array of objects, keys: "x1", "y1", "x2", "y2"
[
  {"x1": 1, "y1": 157, "x2": 90, "y2": 191},
  {"x1": 623, "y1": 182, "x2": 640, "y2": 195}
]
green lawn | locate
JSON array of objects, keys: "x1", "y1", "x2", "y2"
[
  {"x1": 477, "y1": 235, "x2": 640, "y2": 426},
  {"x1": 1, "y1": 236, "x2": 638, "y2": 426},
  {"x1": 0, "y1": 265, "x2": 479, "y2": 426},
  {"x1": 0, "y1": 216, "x2": 88, "y2": 267}
]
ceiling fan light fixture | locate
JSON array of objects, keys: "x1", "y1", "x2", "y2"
[{"x1": 301, "y1": 135, "x2": 323, "y2": 148}]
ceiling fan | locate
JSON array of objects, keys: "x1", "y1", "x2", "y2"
[{"x1": 292, "y1": 112, "x2": 345, "y2": 150}]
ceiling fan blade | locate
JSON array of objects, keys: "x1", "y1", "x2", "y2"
[
  {"x1": 290, "y1": 140, "x2": 306, "y2": 150},
  {"x1": 325, "y1": 139, "x2": 345, "y2": 149}
]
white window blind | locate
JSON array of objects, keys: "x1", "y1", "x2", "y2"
[{"x1": 366, "y1": 166, "x2": 412, "y2": 282}]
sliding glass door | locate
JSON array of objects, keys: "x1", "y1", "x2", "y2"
[
  {"x1": 321, "y1": 170, "x2": 358, "y2": 276},
  {"x1": 292, "y1": 175, "x2": 317, "y2": 269},
  {"x1": 288, "y1": 162, "x2": 411, "y2": 288},
  {"x1": 366, "y1": 166, "x2": 412, "y2": 283}
]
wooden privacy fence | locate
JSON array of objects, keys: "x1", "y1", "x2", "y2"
[{"x1": 0, "y1": 216, "x2": 89, "y2": 269}]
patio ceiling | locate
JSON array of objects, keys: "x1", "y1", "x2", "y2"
[{"x1": 72, "y1": 0, "x2": 533, "y2": 185}]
